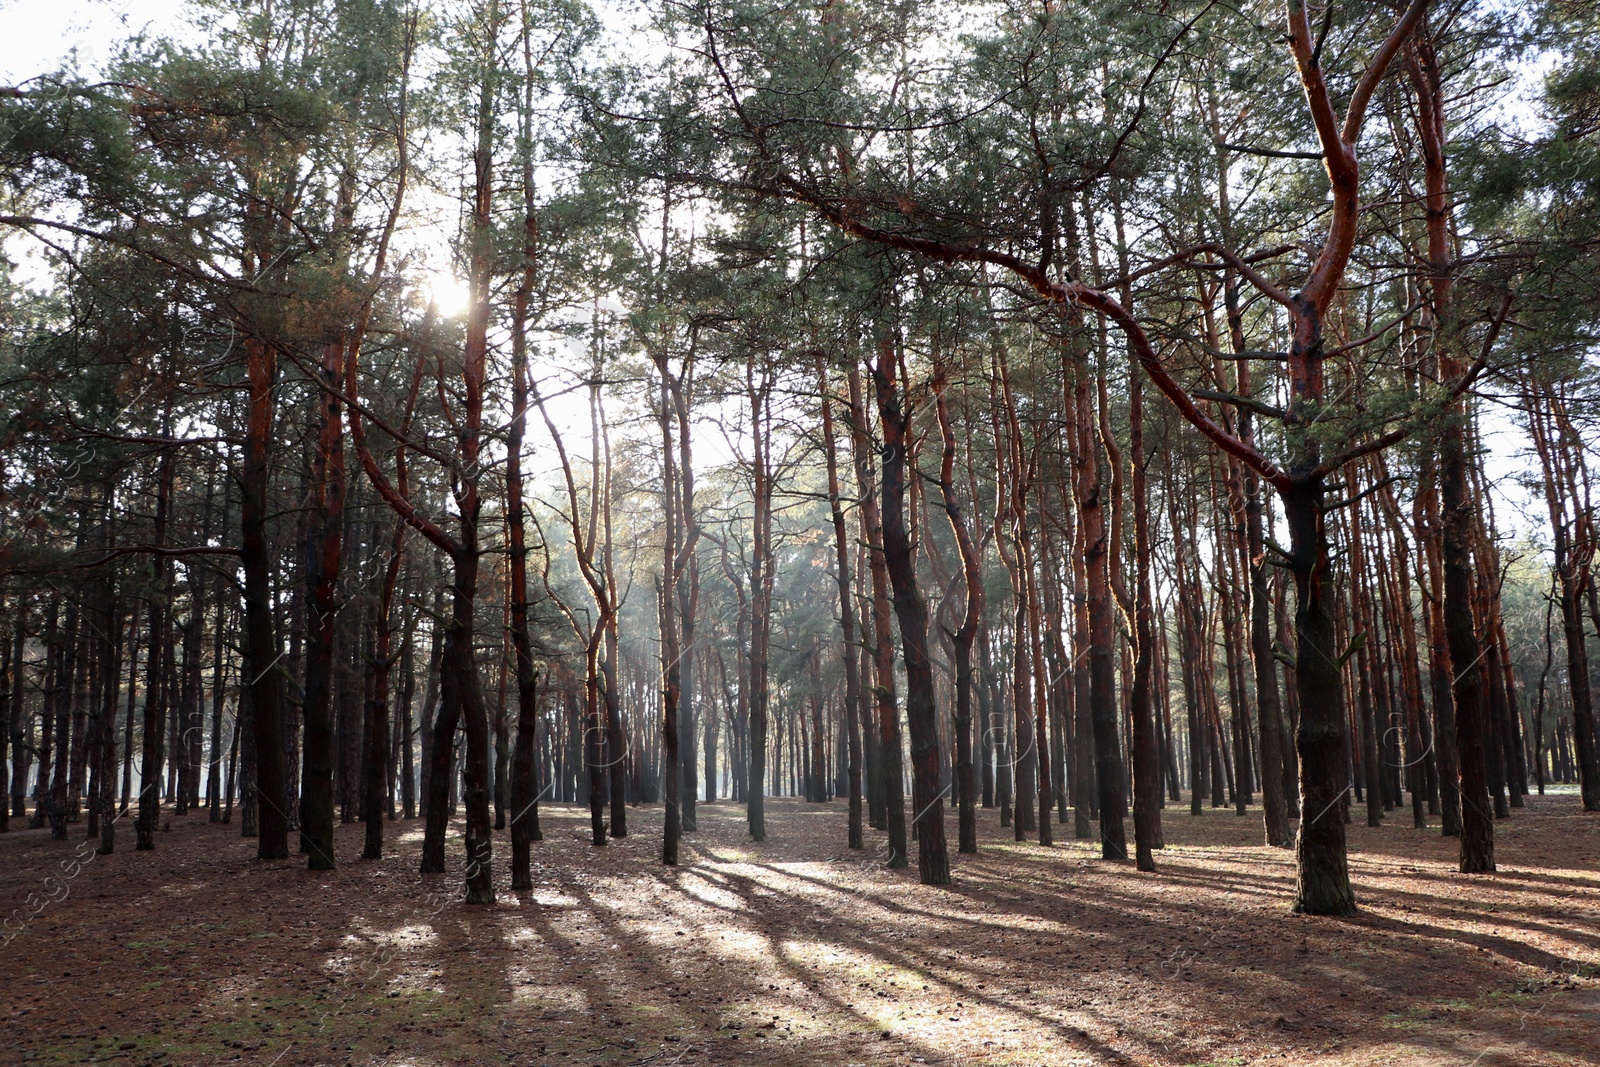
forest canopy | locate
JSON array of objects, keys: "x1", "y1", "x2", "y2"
[{"x1": 0, "y1": 0, "x2": 1598, "y2": 932}]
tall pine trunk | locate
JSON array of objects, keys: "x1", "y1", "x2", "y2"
[
  {"x1": 873, "y1": 347, "x2": 950, "y2": 885},
  {"x1": 819, "y1": 358, "x2": 865, "y2": 849}
]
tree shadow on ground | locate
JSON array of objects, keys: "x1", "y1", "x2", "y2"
[{"x1": 1, "y1": 796, "x2": 1597, "y2": 1066}]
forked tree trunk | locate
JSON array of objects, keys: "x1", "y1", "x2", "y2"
[
  {"x1": 932, "y1": 370, "x2": 983, "y2": 855},
  {"x1": 534, "y1": 364, "x2": 618, "y2": 848},
  {"x1": 1280, "y1": 0, "x2": 1432, "y2": 915}
]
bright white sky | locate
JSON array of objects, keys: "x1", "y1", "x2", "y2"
[{"x1": 0, "y1": 0, "x2": 185, "y2": 83}]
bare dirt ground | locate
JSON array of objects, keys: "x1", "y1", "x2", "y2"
[{"x1": 1, "y1": 792, "x2": 1597, "y2": 1067}]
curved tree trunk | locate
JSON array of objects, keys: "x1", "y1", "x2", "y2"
[{"x1": 933, "y1": 370, "x2": 983, "y2": 855}]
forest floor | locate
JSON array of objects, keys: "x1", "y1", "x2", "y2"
[{"x1": 1, "y1": 792, "x2": 1598, "y2": 1067}]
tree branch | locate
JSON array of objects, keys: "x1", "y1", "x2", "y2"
[
  {"x1": 1215, "y1": 140, "x2": 1324, "y2": 160},
  {"x1": 1343, "y1": 0, "x2": 1431, "y2": 145},
  {"x1": 1192, "y1": 388, "x2": 1286, "y2": 420},
  {"x1": 1317, "y1": 290, "x2": 1512, "y2": 475},
  {"x1": 80, "y1": 544, "x2": 240, "y2": 568}
]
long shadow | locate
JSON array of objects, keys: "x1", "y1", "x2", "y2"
[
  {"x1": 672, "y1": 870, "x2": 1100, "y2": 1067},
  {"x1": 682, "y1": 815, "x2": 1600, "y2": 1066},
  {"x1": 675, "y1": 854, "x2": 1158, "y2": 1064},
  {"x1": 8, "y1": 796, "x2": 1598, "y2": 1067},
  {"x1": 714, "y1": 853, "x2": 1434, "y2": 1061},
  {"x1": 1364, "y1": 892, "x2": 1600, "y2": 950}
]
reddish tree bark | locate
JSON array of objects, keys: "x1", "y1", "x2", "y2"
[{"x1": 1407, "y1": 20, "x2": 1500, "y2": 869}]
